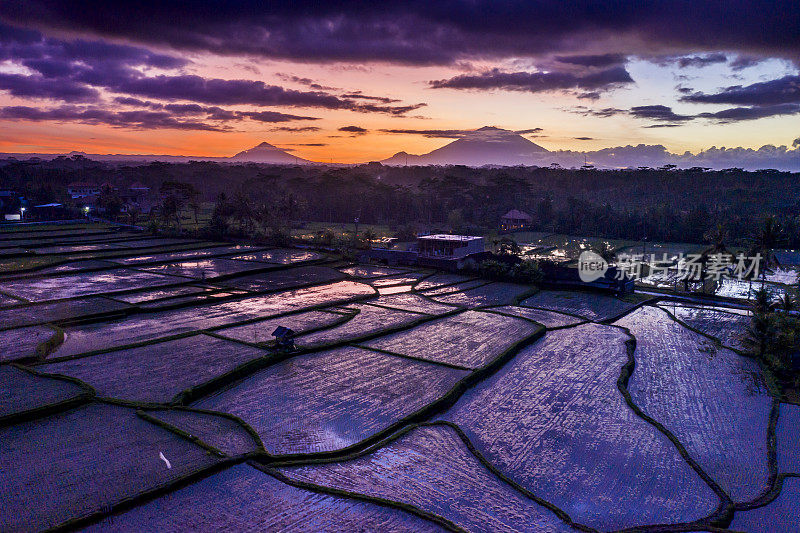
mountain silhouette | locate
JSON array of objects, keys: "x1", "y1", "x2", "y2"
[
  {"x1": 229, "y1": 142, "x2": 311, "y2": 164},
  {"x1": 382, "y1": 126, "x2": 548, "y2": 166}
]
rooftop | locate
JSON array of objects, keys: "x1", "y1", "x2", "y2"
[
  {"x1": 418, "y1": 234, "x2": 483, "y2": 242},
  {"x1": 502, "y1": 209, "x2": 532, "y2": 220}
]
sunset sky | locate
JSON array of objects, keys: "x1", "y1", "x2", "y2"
[{"x1": 0, "y1": 2, "x2": 799, "y2": 163}]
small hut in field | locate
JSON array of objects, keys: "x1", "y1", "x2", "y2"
[{"x1": 500, "y1": 209, "x2": 532, "y2": 232}]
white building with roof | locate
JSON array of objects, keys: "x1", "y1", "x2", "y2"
[{"x1": 417, "y1": 234, "x2": 485, "y2": 259}]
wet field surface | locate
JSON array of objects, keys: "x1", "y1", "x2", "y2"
[{"x1": 0, "y1": 224, "x2": 797, "y2": 532}]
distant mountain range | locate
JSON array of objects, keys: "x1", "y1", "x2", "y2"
[
  {"x1": 1, "y1": 128, "x2": 798, "y2": 170},
  {"x1": 382, "y1": 126, "x2": 549, "y2": 166},
  {"x1": 0, "y1": 141, "x2": 311, "y2": 165}
]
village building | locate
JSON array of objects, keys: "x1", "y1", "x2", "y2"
[
  {"x1": 417, "y1": 234, "x2": 485, "y2": 259},
  {"x1": 500, "y1": 209, "x2": 532, "y2": 232},
  {"x1": 364, "y1": 233, "x2": 487, "y2": 268},
  {"x1": 31, "y1": 203, "x2": 69, "y2": 220},
  {"x1": 66, "y1": 182, "x2": 100, "y2": 199},
  {"x1": 119, "y1": 182, "x2": 154, "y2": 213},
  {"x1": 0, "y1": 189, "x2": 23, "y2": 220}
]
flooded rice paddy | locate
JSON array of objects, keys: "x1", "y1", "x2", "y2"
[
  {"x1": 280, "y1": 424, "x2": 574, "y2": 532},
  {"x1": 616, "y1": 306, "x2": 773, "y2": 502},
  {"x1": 0, "y1": 224, "x2": 796, "y2": 531},
  {"x1": 83, "y1": 464, "x2": 441, "y2": 533}
]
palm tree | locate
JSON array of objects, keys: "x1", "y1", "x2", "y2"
[
  {"x1": 127, "y1": 204, "x2": 141, "y2": 227},
  {"x1": 778, "y1": 291, "x2": 797, "y2": 313},
  {"x1": 159, "y1": 195, "x2": 179, "y2": 230},
  {"x1": 231, "y1": 191, "x2": 253, "y2": 234},
  {"x1": 751, "y1": 287, "x2": 773, "y2": 315},
  {"x1": 748, "y1": 216, "x2": 786, "y2": 286},
  {"x1": 188, "y1": 198, "x2": 201, "y2": 230},
  {"x1": 742, "y1": 288, "x2": 776, "y2": 360},
  {"x1": 703, "y1": 223, "x2": 729, "y2": 254}
]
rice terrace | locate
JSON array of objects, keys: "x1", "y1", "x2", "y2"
[
  {"x1": 2, "y1": 1, "x2": 800, "y2": 531},
  {"x1": 1, "y1": 220, "x2": 798, "y2": 532}
]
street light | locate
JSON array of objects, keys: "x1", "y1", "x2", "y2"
[{"x1": 83, "y1": 206, "x2": 90, "y2": 217}]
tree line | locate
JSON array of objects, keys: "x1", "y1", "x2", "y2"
[{"x1": 1, "y1": 157, "x2": 799, "y2": 247}]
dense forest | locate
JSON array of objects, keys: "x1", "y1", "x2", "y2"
[{"x1": 1, "y1": 155, "x2": 799, "y2": 246}]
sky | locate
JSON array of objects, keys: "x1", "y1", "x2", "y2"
[{"x1": 0, "y1": 1, "x2": 799, "y2": 163}]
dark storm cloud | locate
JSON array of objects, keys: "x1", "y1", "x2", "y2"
[
  {"x1": 680, "y1": 75, "x2": 800, "y2": 106},
  {"x1": 729, "y1": 55, "x2": 764, "y2": 70},
  {"x1": 272, "y1": 126, "x2": 322, "y2": 132},
  {"x1": 0, "y1": 24, "x2": 425, "y2": 116},
  {"x1": 357, "y1": 102, "x2": 427, "y2": 115},
  {"x1": 575, "y1": 102, "x2": 800, "y2": 125},
  {"x1": 106, "y1": 74, "x2": 350, "y2": 109},
  {"x1": 340, "y1": 92, "x2": 401, "y2": 104},
  {"x1": 0, "y1": 72, "x2": 99, "y2": 102},
  {"x1": 554, "y1": 54, "x2": 626, "y2": 67},
  {"x1": 238, "y1": 110, "x2": 320, "y2": 122},
  {"x1": 570, "y1": 106, "x2": 626, "y2": 118},
  {"x1": 379, "y1": 127, "x2": 547, "y2": 138},
  {"x1": 650, "y1": 53, "x2": 728, "y2": 69},
  {"x1": 113, "y1": 96, "x2": 153, "y2": 107},
  {"x1": 104, "y1": 75, "x2": 422, "y2": 114},
  {"x1": 2, "y1": 2, "x2": 798, "y2": 63},
  {"x1": 577, "y1": 91, "x2": 602, "y2": 100},
  {"x1": 275, "y1": 74, "x2": 338, "y2": 91},
  {"x1": 0, "y1": 105, "x2": 227, "y2": 130},
  {"x1": 0, "y1": 22, "x2": 188, "y2": 70},
  {"x1": 110, "y1": 98, "x2": 319, "y2": 123},
  {"x1": 697, "y1": 104, "x2": 800, "y2": 122},
  {"x1": 378, "y1": 128, "x2": 471, "y2": 138},
  {"x1": 575, "y1": 104, "x2": 691, "y2": 124},
  {"x1": 677, "y1": 53, "x2": 727, "y2": 68},
  {"x1": 628, "y1": 105, "x2": 693, "y2": 122},
  {"x1": 338, "y1": 125, "x2": 367, "y2": 135},
  {"x1": 429, "y1": 66, "x2": 633, "y2": 93}
]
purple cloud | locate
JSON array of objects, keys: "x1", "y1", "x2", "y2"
[
  {"x1": 576, "y1": 102, "x2": 800, "y2": 125},
  {"x1": 0, "y1": 24, "x2": 426, "y2": 116},
  {"x1": 238, "y1": 110, "x2": 320, "y2": 122},
  {"x1": 340, "y1": 92, "x2": 401, "y2": 104},
  {"x1": 650, "y1": 53, "x2": 728, "y2": 68},
  {"x1": 0, "y1": 72, "x2": 99, "y2": 102},
  {"x1": 629, "y1": 105, "x2": 693, "y2": 122},
  {"x1": 555, "y1": 54, "x2": 626, "y2": 67},
  {"x1": 697, "y1": 103, "x2": 800, "y2": 122},
  {"x1": 2, "y1": 2, "x2": 798, "y2": 64},
  {"x1": 430, "y1": 66, "x2": 633, "y2": 93},
  {"x1": 378, "y1": 128, "x2": 471, "y2": 138},
  {"x1": 0, "y1": 105, "x2": 227, "y2": 130},
  {"x1": 676, "y1": 53, "x2": 728, "y2": 68},
  {"x1": 272, "y1": 126, "x2": 322, "y2": 132},
  {"x1": 681, "y1": 75, "x2": 800, "y2": 106},
  {"x1": 339, "y1": 125, "x2": 367, "y2": 135}
]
